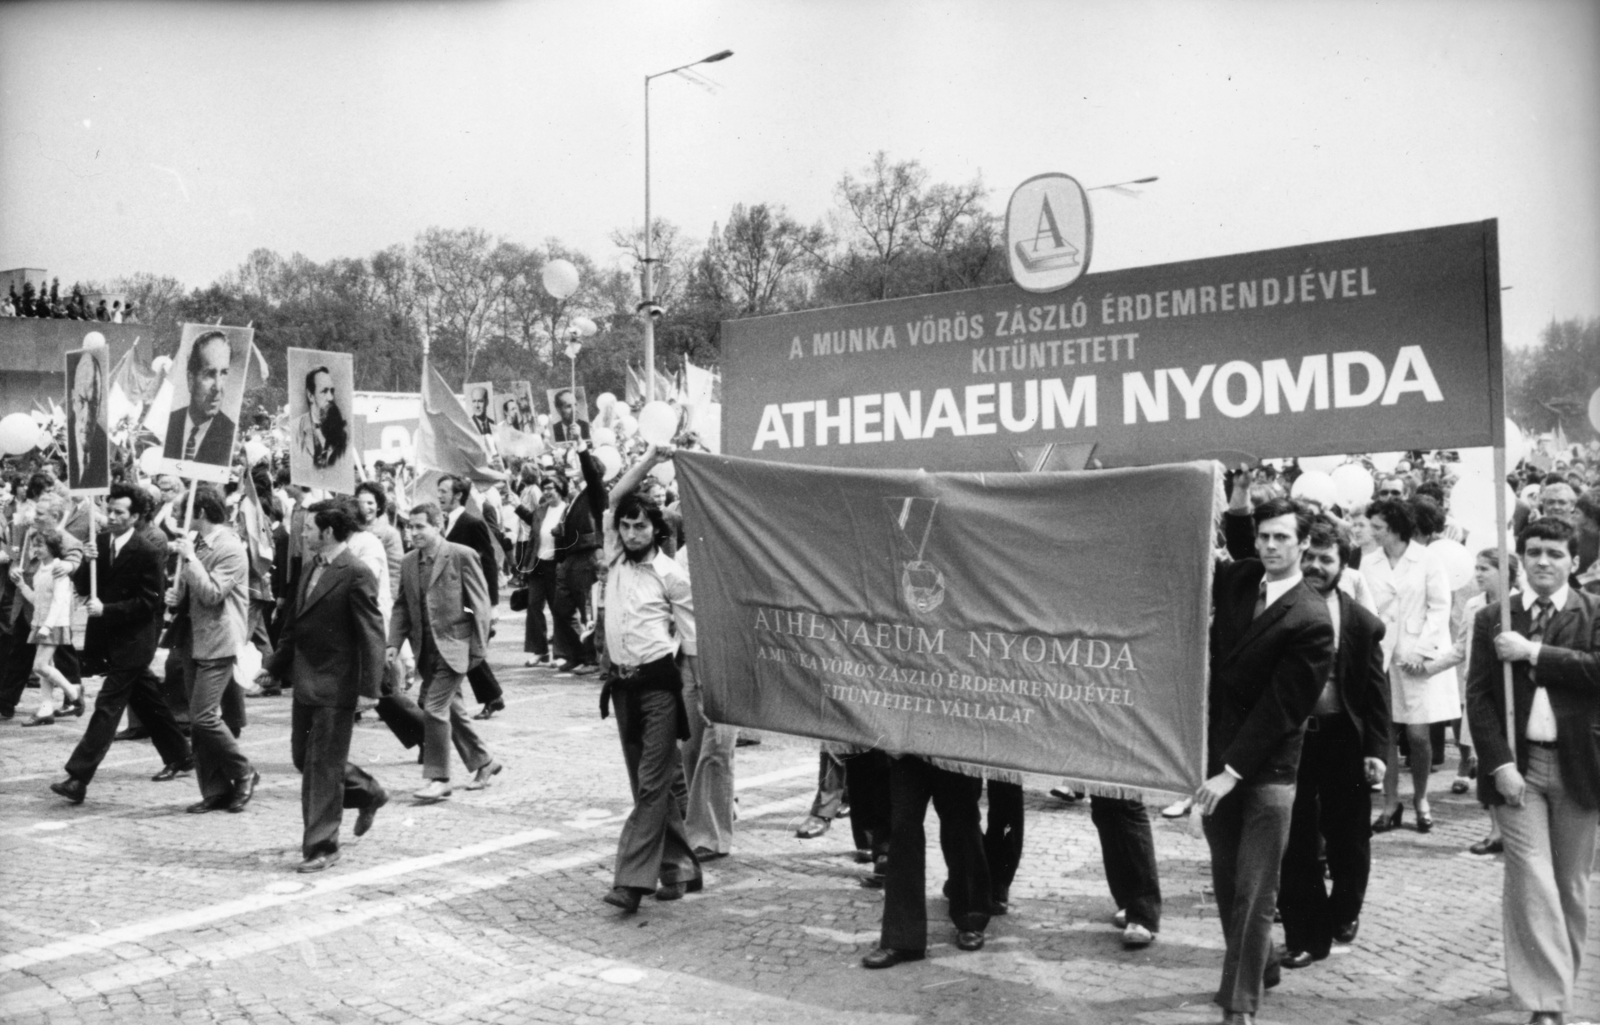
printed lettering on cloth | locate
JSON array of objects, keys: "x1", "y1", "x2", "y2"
[
  {"x1": 721, "y1": 220, "x2": 1504, "y2": 471},
  {"x1": 675, "y1": 451, "x2": 1217, "y2": 795}
]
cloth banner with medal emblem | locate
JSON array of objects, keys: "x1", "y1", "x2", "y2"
[{"x1": 675, "y1": 451, "x2": 1219, "y2": 796}]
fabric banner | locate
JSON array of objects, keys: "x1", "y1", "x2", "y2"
[
  {"x1": 721, "y1": 220, "x2": 1503, "y2": 471},
  {"x1": 676, "y1": 451, "x2": 1218, "y2": 794}
]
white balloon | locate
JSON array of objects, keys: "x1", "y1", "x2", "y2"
[
  {"x1": 1330, "y1": 463, "x2": 1374, "y2": 508},
  {"x1": 1504, "y1": 419, "x2": 1525, "y2": 465},
  {"x1": 151, "y1": 355, "x2": 173, "y2": 374},
  {"x1": 81, "y1": 331, "x2": 107, "y2": 351},
  {"x1": 243, "y1": 440, "x2": 270, "y2": 465},
  {"x1": 594, "y1": 445, "x2": 622, "y2": 479},
  {"x1": 596, "y1": 392, "x2": 618, "y2": 411},
  {"x1": 650, "y1": 459, "x2": 676, "y2": 486},
  {"x1": 1588, "y1": 387, "x2": 1600, "y2": 434},
  {"x1": 591, "y1": 426, "x2": 617, "y2": 448},
  {"x1": 1290, "y1": 470, "x2": 1339, "y2": 507},
  {"x1": 541, "y1": 259, "x2": 580, "y2": 299},
  {"x1": 637, "y1": 401, "x2": 678, "y2": 446},
  {"x1": 1298, "y1": 454, "x2": 1344, "y2": 474},
  {"x1": 1429, "y1": 538, "x2": 1476, "y2": 591},
  {"x1": 0, "y1": 413, "x2": 40, "y2": 455},
  {"x1": 1368, "y1": 451, "x2": 1403, "y2": 474},
  {"x1": 138, "y1": 445, "x2": 165, "y2": 475},
  {"x1": 617, "y1": 414, "x2": 639, "y2": 437},
  {"x1": 535, "y1": 413, "x2": 550, "y2": 429}
]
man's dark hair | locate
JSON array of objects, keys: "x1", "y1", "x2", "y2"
[
  {"x1": 555, "y1": 388, "x2": 574, "y2": 404},
  {"x1": 615, "y1": 492, "x2": 669, "y2": 549},
  {"x1": 440, "y1": 475, "x2": 471, "y2": 503},
  {"x1": 187, "y1": 330, "x2": 232, "y2": 380},
  {"x1": 108, "y1": 482, "x2": 148, "y2": 521},
  {"x1": 309, "y1": 499, "x2": 357, "y2": 542},
  {"x1": 1367, "y1": 497, "x2": 1415, "y2": 543},
  {"x1": 354, "y1": 480, "x2": 387, "y2": 514},
  {"x1": 24, "y1": 472, "x2": 52, "y2": 501},
  {"x1": 1541, "y1": 472, "x2": 1567, "y2": 487},
  {"x1": 408, "y1": 501, "x2": 443, "y2": 527},
  {"x1": 191, "y1": 484, "x2": 227, "y2": 525},
  {"x1": 304, "y1": 366, "x2": 328, "y2": 398},
  {"x1": 1306, "y1": 516, "x2": 1354, "y2": 567},
  {"x1": 1516, "y1": 517, "x2": 1579, "y2": 557},
  {"x1": 1576, "y1": 488, "x2": 1600, "y2": 527},
  {"x1": 1252, "y1": 497, "x2": 1314, "y2": 542},
  {"x1": 1410, "y1": 496, "x2": 1446, "y2": 538},
  {"x1": 1414, "y1": 480, "x2": 1448, "y2": 504}
]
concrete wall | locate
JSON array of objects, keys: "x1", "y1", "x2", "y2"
[{"x1": 0, "y1": 320, "x2": 150, "y2": 418}]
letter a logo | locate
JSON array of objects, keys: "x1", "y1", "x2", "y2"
[{"x1": 1006, "y1": 173, "x2": 1093, "y2": 294}]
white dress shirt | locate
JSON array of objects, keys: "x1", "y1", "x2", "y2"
[{"x1": 1524, "y1": 584, "x2": 1569, "y2": 743}]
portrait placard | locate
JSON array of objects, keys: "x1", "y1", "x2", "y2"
[
  {"x1": 287, "y1": 348, "x2": 357, "y2": 494},
  {"x1": 157, "y1": 323, "x2": 253, "y2": 482},
  {"x1": 464, "y1": 382, "x2": 495, "y2": 436},
  {"x1": 502, "y1": 381, "x2": 536, "y2": 432},
  {"x1": 64, "y1": 346, "x2": 111, "y2": 496},
  {"x1": 545, "y1": 386, "x2": 591, "y2": 444}
]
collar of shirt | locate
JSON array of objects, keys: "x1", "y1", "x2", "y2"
[
  {"x1": 316, "y1": 542, "x2": 347, "y2": 566},
  {"x1": 1262, "y1": 570, "x2": 1303, "y2": 610},
  {"x1": 445, "y1": 507, "x2": 463, "y2": 535},
  {"x1": 1521, "y1": 585, "x2": 1569, "y2": 613},
  {"x1": 111, "y1": 527, "x2": 134, "y2": 558}
]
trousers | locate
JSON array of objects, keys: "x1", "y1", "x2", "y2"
[
  {"x1": 65, "y1": 663, "x2": 191, "y2": 783},
  {"x1": 522, "y1": 560, "x2": 558, "y2": 656},
  {"x1": 1279, "y1": 715, "x2": 1372, "y2": 957},
  {"x1": 680, "y1": 658, "x2": 737, "y2": 855},
  {"x1": 881, "y1": 756, "x2": 991, "y2": 951},
  {"x1": 1498, "y1": 745, "x2": 1600, "y2": 1013},
  {"x1": 290, "y1": 702, "x2": 384, "y2": 858},
  {"x1": 983, "y1": 780, "x2": 1025, "y2": 893},
  {"x1": 551, "y1": 550, "x2": 600, "y2": 665},
  {"x1": 184, "y1": 655, "x2": 252, "y2": 801},
  {"x1": 1091, "y1": 796, "x2": 1163, "y2": 931},
  {"x1": 611, "y1": 681, "x2": 699, "y2": 890},
  {"x1": 845, "y1": 748, "x2": 892, "y2": 860},
  {"x1": 417, "y1": 649, "x2": 491, "y2": 780},
  {"x1": 1203, "y1": 782, "x2": 1295, "y2": 1015}
]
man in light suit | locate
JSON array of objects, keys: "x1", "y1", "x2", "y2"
[
  {"x1": 437, "y1": 476, "x2": 506, "y2": 718},
  {"x1": 169, "y1": 485, "x2": 258, "y2": 814},
  {"x1": 1467, "y1": 518, "x2": 1600, "y2": 1025},
  {"x1": 389, "y1": 501, "x2": 502, "y2": 802},
  {"x1": 1197, "y1": 492, "x2": 1335, "y2": 1025},
  {"x1": 265, "y1": 499, "x2": 388, "y2": 872},
  {"x1": 162, "y1": 330, "x2": 237, "y2": 466}
]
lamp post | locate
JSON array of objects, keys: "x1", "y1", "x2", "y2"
[
  {"x1": 642, "y1": 48, "x2": 733, "y2": 400},
  {"x1": 565, "y1": 316, "x2": 597, "y2": 393}
]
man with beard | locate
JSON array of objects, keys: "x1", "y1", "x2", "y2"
[
  {"x1": 1270, "y1": 517, "x2": 1390, "y2": 969},
  {"x1": 294, "y1": 366, "x2": 349, "y2": 470},
  {"x1": 163, "y1": 331, "x2": 237, "y2": 466}
]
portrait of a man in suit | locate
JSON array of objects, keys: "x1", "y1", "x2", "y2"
[
  {"x1": 162, "y1": 329, "x2": 239, "y2": 466},
  {"x1": 66, "y1": 349, "x2": 110, "y2": 492},
  {"x1": 548, "y1": 387, "x2": 590, "y2": 444},
  {"x1": 294, "y1": 365, "x2": 349, "y2": 469},
  {"x1": 468, "y1": 385, "x2": 494, "y2": 436}
]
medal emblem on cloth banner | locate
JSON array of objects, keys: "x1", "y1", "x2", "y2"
[{"x1": 884, "y1": 497, "x2": 944, "y2": 615}]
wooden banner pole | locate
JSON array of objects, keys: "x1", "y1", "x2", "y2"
[
  {"x1": 87, "y1": 501, "x2": 97, "y2": 603},
  {"x1": 1492, "y1": 444, "x2": 1515, "y2": 754}
]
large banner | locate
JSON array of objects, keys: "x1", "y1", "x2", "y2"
[
  {"x1": 286, "y1": 348, "x2": 357, "y2": 494},
  {"x1": 676, "y1": 451, "x2": 1218, "y2": 794},
  {"x1": 722, "y1": 221, "x2": 1503, "y2": 471}
]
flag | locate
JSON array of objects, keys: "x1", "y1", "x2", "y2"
[
  {"x1": 234, "y1": 472, "x2": 276, "y2": 600},
  {"x1": 494, "y1": 422, "x2": 546, "y2": 460},
  {"x1": 108, "y1": 344, "x2": 162, "y2": 425},
  {"x1": 415, "y1": 359, "x2": 503, "y2": 483},
  {"x1": 684, "y1": 361, "x2": 716, "y2": 410},
  {"x1": 245, "y1": 342, "x2": 271, "y2": 389},
  {"x1": 626, "y1": 365, "x2": 645, "y2": 406}
]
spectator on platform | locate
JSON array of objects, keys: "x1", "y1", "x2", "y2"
[{"x1": 95, "y1": 299, "x2": 109, "y2": 321}]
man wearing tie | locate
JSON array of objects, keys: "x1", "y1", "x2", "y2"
[
  {"x1": 1195, "y1": 493, "x2": 1335, "y2": 1025},
  {"x1": 265, "y1": 500, "x2": 388, "y2": 872},
  {"x1": 389, "y1": 502, "x2": 503, "y2": 802},
  {"x1": 162, "y1": 331, "x2": 237, "y2": 467},
  {"x1": 436, "y1": 476, "x2": 507, "y2": 717},
  {"x1": 1467, "y1": 518, "x2": 1600, "y2": 1025}
]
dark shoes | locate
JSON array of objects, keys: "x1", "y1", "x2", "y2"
[
  {"x1": 795, "y1": 815, "x2": 831, "y2": 839},
  {"x1": 298, "y1": 851, "x2": 342, "y2": 873},
  {"x1": 1470, "y1": 836, "x2": 1504, "y2": 856},
  {"x1": 186, "y1": 795, "x2": 230, "y2": 814},
  {"x1": 472, "y1": 699, "x2": 505, "y2": 721},
  {"x1": 956, "y1": 930, "x2": 985, "y2": 951},
  {"x1": 1334, "y1": 918, "x2": 1360, "y2": 944},
  {"x1": 692, "y1": 847, "x2": 726, "y2": 862},
  {"x1": 654, "y1": 877, "x2": 702, "y2": 901},
  {"x1": 113, "y1": 726, "x2": 149, "y2": 742},
  {"x1": 151, "y1": 757, "x2": 195, "y2": 782},
  {"x1": 990, "y1": 884, "x2": 1011, "y2": 916},
  {"x1": 859, "y1": 854, "x2": 889, "y2": 889},
  {"x1": 603, "y1": 886, "x2": 649, "y2": 913},
  {"x1": 21, "y1": 713, "x2": 56, "y2": 726},
  {"x1": 1527, "y1": 1013, "x2": 1566, "y2": 1025},
  {"x1": 1048, "y1": 786, "x2": 1085, "y2": 804},
  {"x1": 227, "y1": 769, "x2": 260, "y2": 813},
  {"x1": 50, "y1": 777, "x2": 87, "y2": 804},
  {"x1": 1371, "y1": 806, "x2": 1403, "y2": 833},
  {"x1": 862, "y1": 947, "x2": 925, "y2": 969},
  {"x1": 354, "y1": 789, "x2": 388, "y2": 837},
  {"x1": 1283, "y1": 949, "x2": 1326, "y2": 969}
]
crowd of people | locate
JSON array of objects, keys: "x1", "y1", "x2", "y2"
[
  {"x1": 1, "y1": 277, "x2": 136, "y2": 322},
  {"x1": 3, "y1": 420, "x2": 1600, "y2": 1025}
]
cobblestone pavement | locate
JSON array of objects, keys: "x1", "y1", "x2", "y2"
[{"x1": 3, "y1": 625, "x2": 1598, "y2": 1025}]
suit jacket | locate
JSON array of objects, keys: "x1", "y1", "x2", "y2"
[
  {"x1": 551, "y1": 418, "x2": 590, "y2": 443},
  {"x1": 1327, "y1": 590, "x2": 1392, "y2": 761},
  {"x1": 73, "y1": 529, "x2": 165, "y2": 670},
  {"x1": 264, "y1": 547, "x2": 385, "y2": 709},
  {"x1": 446, "y1": 508, "x2": 499, "y2": 605},
  {"x1": 1208, "y1": 557, "x2": 1336, "y2": 785},
  {"x1": 162, "y1": 406, "x2": 237, "y2": 466},
  {"x1": 69, "y1": 421, "x2": 110, "y2": 490},
  {"x1": 1466, "y1": 589, "x2": 1600, "y2": 810},
  {"x1": 176, "y1": 526, "x2": 249, "y2": 660},
  {"x1": 555, "y1": 449, "x2": 606, "y2": 559},
  {"x1": 390, "y1": 539, "x2": 491, "y2": 675}
]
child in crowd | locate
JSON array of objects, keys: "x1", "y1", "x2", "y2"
[{"x1": 19, "y1": 528, "x2": 83, "y2": 726}]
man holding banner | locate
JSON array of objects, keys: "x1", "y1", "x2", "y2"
[{"x1": 1195, "y1": 496, "x2": 1333, "y2": 1025}]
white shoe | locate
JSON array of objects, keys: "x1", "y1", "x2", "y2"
[
  {"x1": 413, "y1": 780, "x2": 452, "y2": 802},
  {"x1": 1122, "y1": 923, "x2": 1155, "y2": 948},
  {"x1": 1160, "y1": 797, "x2": 1194, "y2": 819}
]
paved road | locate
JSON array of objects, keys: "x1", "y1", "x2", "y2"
[{"x1": 2, "y1": 627, "x2": 1597, "y2": 1025}]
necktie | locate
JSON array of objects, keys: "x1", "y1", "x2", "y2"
[
  {"x1": 1253, "y1": 580, "x2": 1268, "y2": 619},
  {"x1": 183, "y1": 421, "x2": 201, "y2": 461},
  {"x1": 1531, "y1": 597, "x2": 1553, "y2": 641}
]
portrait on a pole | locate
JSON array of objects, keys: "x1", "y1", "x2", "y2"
[
  {"x1": 503, "y1": 381, "x2": 536, "y2": 432},
  {"x1": 465, "y1": 382, "x2": 495, "y2": 435},
  {"x1": 287, "y1": 348, "x2": 357, "y2": 493},
  {"x1": 546, "y1": 386, "x2": 590, "y2": 443},
  {"x1": 158, "y1": 323, "x2": 253, "y2": 481},
  {"x1": 64, "y1": 346, "x2": 111, "y2": 496}
]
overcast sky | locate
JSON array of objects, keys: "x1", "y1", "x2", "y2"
[{"x1": 2, "y1": 0, "x2": 1596, "y2": 350}]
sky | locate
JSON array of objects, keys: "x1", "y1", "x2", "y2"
[{"x1": 1, "y1": 0, "x2": 1596, "y2": 351}]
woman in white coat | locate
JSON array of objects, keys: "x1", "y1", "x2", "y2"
[{"x1": 1362, "y1": 497, "x2": 1456, "y2": 833}]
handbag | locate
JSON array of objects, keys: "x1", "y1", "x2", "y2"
[{"x1": 509, "y1": 587, "x2": 529, "y2": 612}]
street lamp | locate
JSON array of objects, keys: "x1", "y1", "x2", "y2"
[
  {"x1": 642, "y1": 48, "x2": 733, "y2": 399},
  {"x1": 565, "y1": 316, "x2": 597, "y2": 392}
]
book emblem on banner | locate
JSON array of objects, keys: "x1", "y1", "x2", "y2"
[
  {"x1": 885, "y1": 497, "x2": 944, "y2": 615},
  {"x1": 1005, "y1": 173, "x2": 1093, "y2": 294}
]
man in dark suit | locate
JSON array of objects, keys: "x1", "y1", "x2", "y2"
[
  {"x1": 1467, "y1": 518, "x2": 1600, "y2": 1025},
  {"x1": 390, "y1": 501, "x2": 502, "y2": 802},
  {"x1": 436, "y1": 476, "x2": 506, "y2": 717},
  {"x1": 162, "y1": 330, "x2": 237, "y2": 466},
  {"x1": 68, "y1": 351, "x2": 109, "y2": 491},
  {"x1": 551, "y1": 446, "x2": 606, "y2": 673},
  {"x1": 265, "y1": 499, "x2": 388, "y2": 872},
  {"x1": 1197, "y1": 492, "x2": 1335, "y2": 1025},
  {"x1": 51, "y1": 485, "x2": 192, "y2": 804},
  {"x1": 1269, "y1": 517, "x2": 1390, "y2": 969}
]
